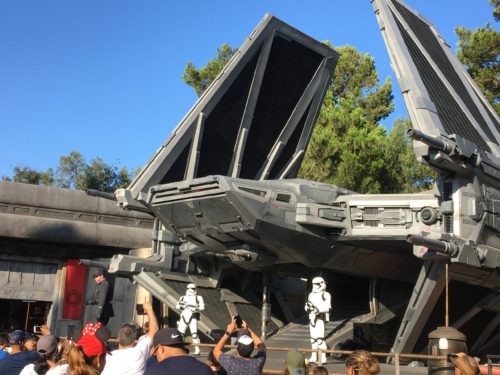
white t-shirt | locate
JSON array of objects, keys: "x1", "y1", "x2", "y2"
[
  {"x1": 20, "y1": 363, "x2": 70, "y2": 375},
  {"x1": 101, "y1": 336, "x2": 152, "y2": 375}
]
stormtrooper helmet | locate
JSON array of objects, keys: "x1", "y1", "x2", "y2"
[
  {"x1": 186, "y1": 283, "x2": 197, "y2": 296},
  {"x1": 311, "y1": 276, "x2": 326, "y2": 293}
]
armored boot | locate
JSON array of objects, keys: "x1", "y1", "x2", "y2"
[
  {"x1": 192, "y1": 335, "x2": 201, "y2": 355},
  {"x1": 319, "y1": 339, "x2": 327, "y2": 364},
  {"x1": 309, "y1": 340, "x2": 318, "y2": 363}
]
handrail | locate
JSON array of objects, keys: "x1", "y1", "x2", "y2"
[{"x1": 62, "y1": 337, "x2": 500, "y2": 375}]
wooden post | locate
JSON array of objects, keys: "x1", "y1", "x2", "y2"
[
  {"x1": 24, "y1": 301, "x2": 31, "y2": 331},
  {"x1": 445, "y1": 263, "x2": 449, "y2": 327}
]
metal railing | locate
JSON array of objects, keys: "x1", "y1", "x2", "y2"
[
  {"x1": 487, "y1": 355, "x2": 500, "y2": 375},
  {"x1": 69, "y1": 338, "x2": 499, "y2": 375},
  {"x1": 187, "y1": 342, "x2": 449, "y2": 374}
]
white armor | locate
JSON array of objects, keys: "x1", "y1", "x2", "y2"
[
  {"x1": 304, "y1": 276, "x2": 331, "y2": 363},
  {"x1": 176, "y1": 283, "x2": 205, "y2": 355}
]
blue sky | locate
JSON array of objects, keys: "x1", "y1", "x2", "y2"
[{"x1": 0, "y1": 0, "x2": 497, "y2": 178}]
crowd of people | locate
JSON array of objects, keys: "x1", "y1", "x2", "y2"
[{"x1": 0, "y1": 308, "x2": 483, "y2": 375}]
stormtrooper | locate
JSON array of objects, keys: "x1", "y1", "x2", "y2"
[
  {"x1": 305, "y1": 276, "x2": 331, "y2": 363},
  {"x1": 176, "y1": 283, "x2": 205, "y2": 355}
]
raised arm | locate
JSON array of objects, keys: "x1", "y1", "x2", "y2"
[
  {"x1": 214, "y1": 318, "x2": 237, "y2": 361},
  {"x1": 144, "y1": 302, "x2": 159, "y2": 340}
]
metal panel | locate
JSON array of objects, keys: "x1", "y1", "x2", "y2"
[
  {"x1": 373, "y1": 0, "x2": 500, "y2": 158},
  {"x1": 122, "y1": 14, "x2": 339, "y2": 208},
  {"x1": 0, "y1": 260, "x2": 58, "y2": 301}
]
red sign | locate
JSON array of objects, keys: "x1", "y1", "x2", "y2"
[{"x1": 62, "y1": 259, "x2": 87, "y2": 319}]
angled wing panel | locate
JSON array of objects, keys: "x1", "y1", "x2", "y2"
[
  {"x1": 373, "y1": 0, "x2": 500, "y2": 158},
  {"x1": 123, "y1": 15, "x2": 338, "y2": 207}
]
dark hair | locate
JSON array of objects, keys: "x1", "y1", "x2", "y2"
[
  {"x1": 26, "y1": 335, "x2": 39, "y2": 343},
  {"x1": 34, "y1": 354, "x2": 51, "y2": 375},
  {"x1": 0, "y1": 333, "x2": 8, "y2": 346},
  {"x1": 118, "y1": 324, "x2": 137, "y2": 347},
  {"x1": 237, "y1": 342, "x2": 254, "y2": 358}
]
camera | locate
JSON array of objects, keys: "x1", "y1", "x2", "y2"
[
  {"x1": 33, "y1": 325, "x2": 43, "y2": 334},
  {"x1": 136, "y1": 304, "x2": 145, "y2": 315}
]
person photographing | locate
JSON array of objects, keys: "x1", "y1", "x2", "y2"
[{"x1": 213, "y1": 317, "x2": 266, "y2": 375}]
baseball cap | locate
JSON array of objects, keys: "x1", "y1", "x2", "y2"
[
  {"x1": 37, "y1": 335, "x2": 58, "y2": 357},
  {"x1": 9, "y1": 330, "x2": 26, "y2": 345},
  {"x1": 236, "y1": 329, "x2": 254, "y2": 357},
  {"x1": 77, "y1": 322, "x2": 107, "y2": 357},
  {"x1": 153, "y1": 328, "x2": 185, "y2": 347},
  {"x1": 448, "y1": 353, "x2": 480, "y2": 375},
  {"x1": 286, "y1": 350, "x2": 306, "y2": 375},
  {"x1": 236, "y1": 329, "x2": 253, "y2": 345}
]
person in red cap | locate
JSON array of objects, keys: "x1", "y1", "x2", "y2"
[{"x1": 69, "y1": 322, "x2": 108, "y2": 374}]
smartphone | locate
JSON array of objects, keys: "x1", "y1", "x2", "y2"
[
  {"x1": 136, "y1": 304, "x2": 145, "y2": 315},
  {"x1": 234, "y1": 315, "x2": 243, "y2": 329},
  {"x1": 33, "y1": 325, "x2": 43, "y2": 334},
  {"x1": 67, "y1": 324, "x2": 75, "y2": 340}
]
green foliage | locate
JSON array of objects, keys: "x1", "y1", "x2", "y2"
[
  {"x1": 490, "y1": 0, "x2": 500, "y2": 21},
  {"x1": 299, "y1": 45, "x2": 435, "y2": 193},
  {"x1": 455, "y1": 0, "x2": 500, "y2": 114},
  {"x1": 183, "y1": 43, "x2": 238, "y2": 96},
  {"x1": 79, "y1": 158, "x2": 132, "y2": 192},
  {"x1": 382, "y1": 118, "x2": 435, "y2": 193},
  {"x1": 58, "y1": 151, "x2": 86, "y2": 189},
  {"x1": 327, "y1": 44, "x2": 394, "y2": 126},
  {"x1": 299, "y1": 45, "x2": 399, "y2": 193},
  {"x1": 3, "y1": 152, "x2": 132, "y2": 192},
  {"x1": 456, "y1": 23, "x2": 500, "y2": 114},
  {"x1": 6, "y1": 166, "x2": 55, "y2": 186}
]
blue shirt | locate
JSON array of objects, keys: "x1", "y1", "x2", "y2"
[{"x1": 0, "y1": 351, "x2": 39, "y2": 375}]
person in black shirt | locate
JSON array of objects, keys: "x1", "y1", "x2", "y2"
[
  {"x1": 144, "y1": 327, "x2": 212, "y2": 375},
  {"x1": 86, "y1": 270, "x2": 114, "y2": 325}
]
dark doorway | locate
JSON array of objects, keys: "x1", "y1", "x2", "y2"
[{"x1": 0, "y1": 299, "x2": 51, "y2": 332}]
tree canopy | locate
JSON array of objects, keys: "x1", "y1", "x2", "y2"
[
  {"x1": 182, "y1": 44, "x2": 238, "y2": 96},
  {"x1": 3, "y1": 151, "x2": 132, "y2": 193},
  {"x1": 299, "y1": 44, "x2": 434, "y2": 193},
  {"x1": 455, "y1": 1, "x2": 500, "y2": 114}
]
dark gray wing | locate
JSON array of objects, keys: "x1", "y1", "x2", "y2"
[
  {"x1": 372, "y1": 0, "x2": 500, "y2": 160},
  {"x1": 119, "y1": 14, "x2": 338, "y2": 208}
]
